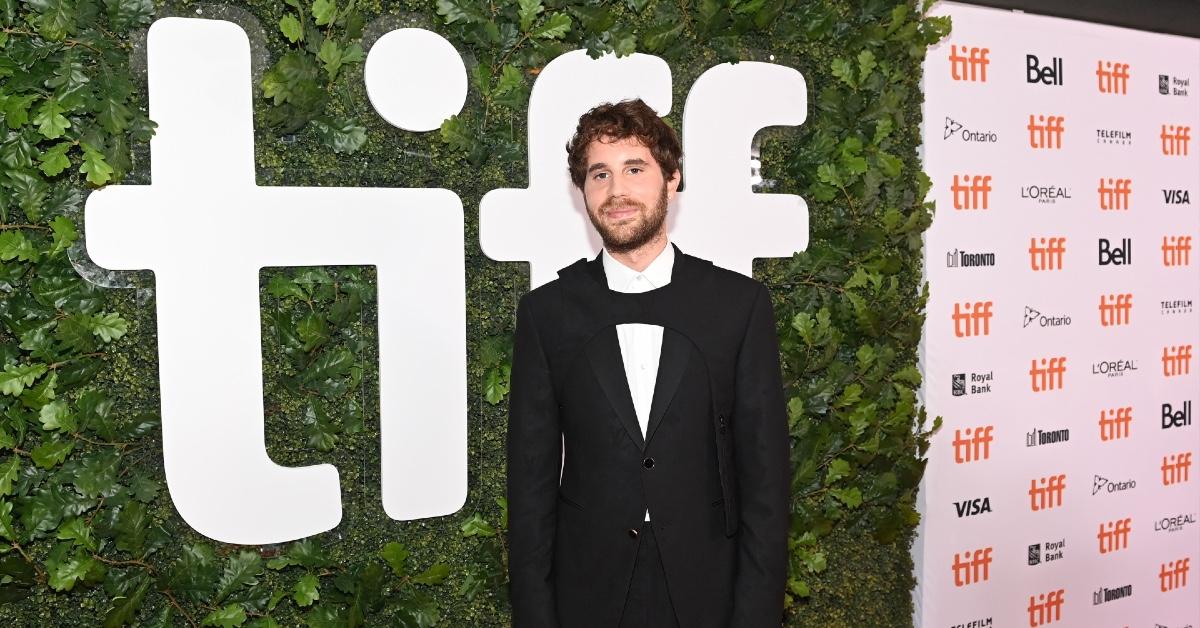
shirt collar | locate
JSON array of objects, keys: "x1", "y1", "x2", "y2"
[{"x1": 602, "y1": 242, "x2": 674, "y2": 293}]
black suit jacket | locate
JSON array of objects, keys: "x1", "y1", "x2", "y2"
[{"x1": 507, "y1": 245, "x2": 790, "y2": 628}]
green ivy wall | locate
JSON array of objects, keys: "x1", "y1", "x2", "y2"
[{"x1": 0, "y1": 0, "x2": 948, "y2": 625}]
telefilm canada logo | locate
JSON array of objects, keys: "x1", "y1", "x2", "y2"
[
  {"x1": 1161, "y1": 298, "x2": 1193, "y2": 315},
  {"x1": 946, "y1": 248, "x2": 996, "y2": 269},
  {"x1": 952, "y1": 371, "x2": 993, "y2": 396},
  {"x1": 1023, "y1": 306, "x2": 1070, "y2": 329},
  {"x1": 949, "y1": 618, "x2": 993, "y2": 628},
  {"x1": 1095, "y1": 126, "x2": 1133, "y2": 146},
  {"x1": 943, "y1": 116, "x2": 997, "y2": 143},
  {"x1": 1092, "y1": 474, "x2": 1136, "y2": 496}
]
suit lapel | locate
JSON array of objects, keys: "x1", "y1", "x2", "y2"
[
  {"x1": 645, "y1": 327, "x2": 688, "y2": 445},
  {"x1": 584, "y1": 328, "x2": 645, "y2": 450}
]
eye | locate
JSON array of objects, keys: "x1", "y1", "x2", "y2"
[
  {"x1": 592, "y1": 171, "x2": 609, "y2": 180},
  {"x1": 627, "y1": 167, "x2": 643, "y2": 175}
]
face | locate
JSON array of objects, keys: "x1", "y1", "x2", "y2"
[{"x1": 581, "y1": 136, "x2": 679, "y2": 254}]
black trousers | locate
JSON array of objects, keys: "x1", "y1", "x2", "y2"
[{"x1": 618, "y1": 522, "x2": 681, "y2": 628}]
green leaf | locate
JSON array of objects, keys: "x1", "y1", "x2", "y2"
[
  {"x1": 857, "y1": 49, "x2": 877, "y2": 80},
  {"x1": 6, "y1": 171, "x2": 49, "y2": 223},
  {"x1": 74, "y1": 451, "x2": 121, "y2": 499},
  {"x1": 33, "y1": 99, "x2": 70, "y2": 139},
  {"x1": 825, "y1": 458, "x2": 850, "y2": 484},
  {"x1": 0, "y1": 457, "x2": 18, "y2": 496},
  {"x1": 38, "y1": 141, "x2": 71, "y2": 176},
  {"x1": 311, "y1": 0, "x2": 336, "y2": 26},
  {"x1": 316, "y1": 38, "x2": 344, "y2": 80},
  {"x1": 38, "y1": 399, "x2": 74, "y2": 431},
  {"x1": 202, "y1": 604, "x2": 247, "y2": 627},
  {"x1": 279, "y1": 13, "x2": 303, "y2": 43},
  {"x1": 266, "y1": 275, "x2": 307, "y2": 301},
  {"x1": 311, "y1": 116, "x2": 366, "y2": 154},
  {"x1": 49, "y1": 215, "x2": 77, "y2": 256},
  {"x1": 379, "y1": 542, "x2": 409, "y2": 576},
  {"x1": 103, "y1": 0, "x2": 153, "y2": 32},
  {"x1": 459, "y1": 512, "x2": 496, "y2": 537},
  {"x1": 410, "y1": 562, "x2": 450, "y2": 585},
  {"x1": 517, "y1": 0, "x2": 543, "y2": 31},
  {"x1": 57, "y1": 517, "x2": 97, "y2": 551},
  {"x1": 293, "y1": 573, "x2": 319, "y2": 607},
  {"x1": 3, "y1": 94, "x2": 37, "y2": 130},
  {"x1": 0, "y1": 363, "x2": 47, "y2": 396},
  {"x1": 89, "y1": 312, "x2": 128, "y2": 342},
  {"x1": 876, "y1": 151, "x2": 903, "y2": 178},
  {"x1": 300, "y1": 348, "x2": 354, "y2": 383},
  {"x1": 55, "y1": 315, "x2": 96, "y2": 353},
  {"x1": 114, "y1": 500, "x2": 149, "y2": 554},
  {"x1": 214, "y1": 551, "x2": 264, "y2": 604},
  {"x1": 103, "y1": 578, "x2": 150, "y2": 627},
  {"x1": 438, "y1": 114, "x2": 473, "y2": 153},
  {"x1": 0, "y1": 500, "x2": 16, "y2": 541},
  {"x1": 832, "y1": 487, "x2": 863, "y2": 509},
  {"x1": 31, "y1": 438, "x2": 73, "y2": 469},
  {"x1": 47, "y1": 550, "x2": 97, "y2": 592},
  {"x1": 531, "y1": 13, "x2": 572, "y2": 39},
  {"x1": 0, "y1": 230, "x2": 38, "y2": 263},
  {"x1": 296, "y1": 312, "x2": 329, "y2": 352},
  {"x1": 435, "y1": 0, "x2": 485, "y2": 24},
  {"x1": 831, "y1": 58, "x2": 855, "y2": 88},
  {"x1": 80, "y1": 143, "x2": 114, "y2": 186}
]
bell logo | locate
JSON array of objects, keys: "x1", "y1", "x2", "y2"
[
  {"x1": 1162, "y1": 401, "x2": 1192, "y2": 429},
  {"x1": 1099, "y1": 407, "x2": 1132, "y2": 441},
  {"x1": 1162, "y1": 235, "x2": 1193, "y2": 267},
  {"x1": 1027, "y1": 589, "x2": 1065, "y2": 626},
  {"x1": 1098, "y1": 238, "x2": 1132, "y2": 266},
  {"x1": 1026, "y1": 54, "x2": 1064, "y2": 86},
  {"x1": 1162, "y1": 344, "x2": 1193, "y2": 377},
  {"x1": 953, "y1": 426, "x2": 994, "y2": 463},
  {"x1": 1162, "y1": 452, "x2": 1193, "y2": 485},
  {"x1": 951, "y1": 174, "x2": 992, "y2": 210},
  {"x1": 1097, "y1": 518, "x2": 1132, "y2": 554},
  {"x1": 952, "y1": 301, "x2": 993, "y2": 337},
  {"x1": 1096, "y1": 60, "x2": 1130, "y2": 94},
  {"x1": 1159, "y1": 558, "x2": 1190, "y2": 592},
  {"x1": 1029, "y1": 474, "x2": 1067, "y2": 511},
  {"x1": 1030, "y1": 357, "x2": 1067, "y2": 392},
  {"x1": 1097, "y1": 178, "x2": 1132, "y2": 210},
  {"x1": 949, "y1": 45, "x2": 990, "y2": 82},
  {"x1": 1029, "y1": 237, "x2": 1066, "y2": 271},
  {"x1": 951, "y1": 547, "x2": 993, "y2": 586},
  {"x1": 1160, "y1": 124, "x2": 1191, "y2": 156},
  {"x1": 1098, "y1": 293, "x2": 1132, "y2": 327},
  {"x1": 1027, "y1": 114, "x2": 1065, "y2": 149}
]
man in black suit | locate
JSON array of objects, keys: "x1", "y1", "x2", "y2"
[{"x1": 507, "y1": 98, "x2": 790, "y2": 628}]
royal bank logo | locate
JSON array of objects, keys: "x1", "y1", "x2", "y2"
[
  {"x1": 943, "y1": 116, "x2": 997, "y2": 143},
  {"x1": 1026, "y1": 538, "x2": 1064, "y2": 565},
  {"x1": 1159, "y1": 74, "x2": 1191, "y2": 97},
  {"x1": 84, "y1": 18, "x2": 811, "y2": 545},
  {"x1": 952, "y1": 371, "x2": 993, "y2": 396}
]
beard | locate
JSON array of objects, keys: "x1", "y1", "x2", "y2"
[{"x1": 587, "y1": 183, "x2": 669, "y2": 254}]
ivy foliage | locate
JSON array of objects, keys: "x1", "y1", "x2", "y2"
[{"x1": 0, "y1": 0, "x2": 949, "y2": 625}]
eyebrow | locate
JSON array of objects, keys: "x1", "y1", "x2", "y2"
[{"x1": 587, "y1": 158, "x2": 651, "y2": 173}]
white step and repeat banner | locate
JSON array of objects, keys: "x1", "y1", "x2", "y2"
[{"x1": 916, "y1": 3, "x2": 1199, "y2": 627}]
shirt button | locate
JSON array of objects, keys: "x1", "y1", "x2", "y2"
[{"x1": 628, "y1": 528, "x2": 639, "y2": 539}]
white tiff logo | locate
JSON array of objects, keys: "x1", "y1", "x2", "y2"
[{"x1": 84, "y1": 18, "x2": 808, "y2": 545}]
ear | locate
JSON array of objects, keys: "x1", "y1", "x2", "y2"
[{"x1": 665, "y1": 169, "x2": 681, "y2": 202}]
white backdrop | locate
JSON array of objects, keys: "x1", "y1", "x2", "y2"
[{"x1": 915, "y1": 3, "x2": 1199, "y2": 627}]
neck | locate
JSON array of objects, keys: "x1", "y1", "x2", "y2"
[{"x1": 608, "y1": 232, "x2": 668, "y2": 272}]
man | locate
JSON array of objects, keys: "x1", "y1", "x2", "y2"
[{"x1": 507, "y1": 99, "x2": 790, "y2": 628}]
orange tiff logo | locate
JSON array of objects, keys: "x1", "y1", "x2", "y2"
[
  {"x1": 1162, "y1": 235, "x2": 1193, "y2": 267},
  {"x1": 1162, "y1": 452, "x2": 1193, "y2": 485},
  {"x1": 1029, "y1": 474, "x2": 1066, "y2": 511},
  {"x1": 953, "y1": 426, "x2": 993, "y2": 463},
  {"x1": 1097, "y1": 518, "x2": 1131, "y2": 554},
  {"x1": 952, "y1": 174, "x2": 992, "y2": 210},
  {"x1": 1160, "y1": 124, "x2": 1191, "y2": 156},
  {"x1": 1160, "y1": 558, "x2": 1190, "y2": 592},
  {"x1": 951, "y1": 547, "x2": 992, "y2": 586},
  {"x1": 953, "y1": 301, "x2": 993, "y2": 337},
  {"x1": 1097, "y1": 178, "x2": 1131, "y2": 210},
  {"x1": 1027, "y1": 589, "x2": 1065, "y2": 626},
  {"x1": 1029, "y1": 237, "x2": 1066, "y2": 271},
  {"x1": 1096, "y1": 60, "x2": 1130, "y2": 94},
  {"x1": 1098, "y1": 407, "x2": 1132, "y2": 441},
  {"x1": 1098, "y1": 293, "x2": 1132, "y2": 327},
  {"x1": 949, "y1": 45, "x2": 990, "y2": 82},
  {"x1": 1028, "y1": 114, "x2": 1065, "y2": 149},
  {"x1": 1030, "y1": 357, "x2": 1066, "y2": 392},
  {"x1": 1162, "y1": 344, "x2": 1193, "y2": 377}
]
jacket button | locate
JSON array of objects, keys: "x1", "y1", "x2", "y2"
[
  {"x1": 642, "y1": 457, "x2": 655, "y2": 469},
  {"x1": 628, "y1": 528, "x2": 639, "y2": 539},
  {"x1": 719, "y1": 426, "x2": 727, "y2": 435}
]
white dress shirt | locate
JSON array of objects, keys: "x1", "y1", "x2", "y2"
[{"x1": 602, "y1": 243, "x2": 674, "y2": 521}]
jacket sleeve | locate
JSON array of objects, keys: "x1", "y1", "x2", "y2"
[
  {"x1": 730, "y1": 284, "x2": 790, "y2": 627},
  {"x1": 507, "y1": 295, "x2": 562, "y2": 628}
]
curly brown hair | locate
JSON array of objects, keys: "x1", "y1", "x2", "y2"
[{"x1": 565, "y1": 99, "x2": 682, "y2": 190}]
